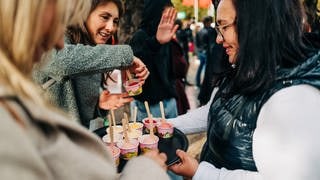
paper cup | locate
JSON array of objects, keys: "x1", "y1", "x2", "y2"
[
  {"x1": 106, "y1": 145, "x2": 120, "y2": 167},
  {"x1": 102, "y1": 133, "x2": 122, "y2": 145},
  {"x1": 106, "y1": 125, "x2": 123, "y2": 135},
  {"x1": 142, "y1": 118, "x2": 159, "y2": 134},
  {"x1": 157, "y1": 122, "x2": 174, "y2": 138},
  {"x1": 127, "y1": 129, "x2": 143, "y2": 140},
  {"x1": 123, "y1": 79, "x2": 142, "y2": 96},
  {"x1": 138, "y1": 135, "x2": 159, "y2": 153},
  {"x1": 129, "y1": 122, "x2": 144, "y2": 133},
  {"x1": 116, "y1": 139, "x2": 139, "y2": 160}
]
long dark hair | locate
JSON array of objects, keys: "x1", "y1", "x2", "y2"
[
  {"x1": 303, "y1": 0, "x2": 320, "y2": 33},
  {"x1": 227, "y1": 0, "x2": 312, "y2": 95},
  {"x1": 66, "y1": 0, "x2": 124, "y2": 45}
]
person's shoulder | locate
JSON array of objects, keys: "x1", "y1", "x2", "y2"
[
  {"x1": 130, "y1": 29, "x2": 149, "y2": 43},
  {"x1": 260, "y1": 84, "x2": 320, "y2": 119},
  {"x1": 132, "y1": 29, "x2": 147, "y2": 37},
  {"x1": 267, "y1": 85, "x2": 320, "y2": 105}
]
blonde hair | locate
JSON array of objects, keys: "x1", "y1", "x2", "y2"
[{"x1": 0, "y1": 0, "x2": 90, "y2": 106}]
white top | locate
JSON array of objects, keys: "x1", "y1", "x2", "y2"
[
  {"x1": 104, "y1": 69, "x2": 122, "y2": 94},
  {"x1": 169, "y1": 85, "x2": 320, "y2": 180}
]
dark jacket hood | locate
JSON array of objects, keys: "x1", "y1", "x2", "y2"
[{"x1": 140, "y1": 0, "x2": 173, "y2": 35}]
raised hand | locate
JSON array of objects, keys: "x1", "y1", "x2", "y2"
[
  {"x1": 168, "y1": 149, "x2": 199, "y2": 178},
  {"x1": 99, "y1": 90, "x2": 133, "y2": 110},
  {"x1": 156, "y1": 7, "x2": 179, "y2": 44}
]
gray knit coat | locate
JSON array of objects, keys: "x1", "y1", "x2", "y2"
[{"x1": 33, "y1": 38, "x2": 133, "y2": 127}]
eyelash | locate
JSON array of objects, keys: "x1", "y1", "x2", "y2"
[
  {"x1": 101, "y1": 16, "x2": 119, "y2": 24},
  {"x1": 221, "y1": 26, "x2": 228, "y2": 31}
]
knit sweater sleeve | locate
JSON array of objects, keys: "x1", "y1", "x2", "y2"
[{"x1": 43, "y1": 43, "x2": 134, "y2": 80}]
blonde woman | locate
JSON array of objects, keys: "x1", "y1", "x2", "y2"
[
  {"x1": 0, "y1": 0, "x2": 168, "y2": 179},
  {"x1": 34, "y1": 0, "x2": 149, "y2": 129}
]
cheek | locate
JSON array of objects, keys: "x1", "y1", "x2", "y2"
[
  {"x1": 55, "y1": 29, "x2": 65, "y2": 49},
  {"x1": 111, "y1": 25, "x2": 118, "y2": 35},
  {"x1": 86, "y1": 16, "x2": 99, "y2": 33},
  {"x1": 42, "y1": 2, "x2": 54, "y2": 34},
  {"x1": 231, "y1": 30, "x2": 238, "y2": 45}
]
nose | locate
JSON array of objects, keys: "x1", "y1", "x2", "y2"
[
  {"x1": 105, "y1": 20, "x2": 114, "y2": 31},
  {"x1": 216, "y1": 33, "x2": 223, "y2": 44}
]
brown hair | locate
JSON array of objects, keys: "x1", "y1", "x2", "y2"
[{"x1": 66, "y1": 0, "x2": 124, "y2": 45}]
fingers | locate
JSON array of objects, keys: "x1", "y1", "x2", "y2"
[
  {"x1": 168, "y1": 149, "x2": 185, "y2": 172},
  {"x1": 130, "y1": 57, "x2": 149, "y2": 80},
  {"x1": 160, "y1": 7, "x2": 170, "y2": 24},
  {"x1": 144, "y1": 150, "x2": 168, "y2": 170},
  {"x1": 168, "y1": 161, "x2": 181, "y2": 172},
  {"x1": 168, "y1": 149, "x2": 199, "y2": 178},
  {"x1": 159, "y1": 10, "x2": 166, "y2": 24},
  {"x1": 159, "y1": 152, "x2": 167, "y2": 162},
  {"x1": 101, "y1": 90, "x2": 110, "y2": 95},
  {"x1": 135, "y1": 67, "x2": 149, "y2": 81},
  {"x1": 120, "y1": 92, "x2": 131, "y2": 98},
  {"x1": 175, "y1": 149, "x2": 187, "y2": 162},
  {"x1": 134, "y1": 64, "x2": 147, "y2": 74},
  {"x1": 160, "y1": 7, "x2": 176, "y2": 25},
  {"x1": 117, "y1": 93, "x2": 133, "y2": 105},
  {"x1": 172, "y1": 24, "x2": 179, "y2": 35},
  {"x1": 132, "y1": 57, "x2": 144, "y2": 67},
  {"x1": 168, "y1": 8, "x2": 177, "y2": 24},
  {"x1": 99, "y1": 93, "x2": 133, "y2": 110},
  {"x1": 121, "y1": 96, "x2": 134, "y2": 104}
]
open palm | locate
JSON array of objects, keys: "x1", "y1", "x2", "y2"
[
  {"x1": 99, "y1": 90, "x2": 133, "y2": 110},
  {"x1": 156, "y1": 7, "x2": 179, "y2": 44}
]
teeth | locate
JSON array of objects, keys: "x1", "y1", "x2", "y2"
[{"x1": 99, "y1": 32, "x2": 108, "y2": 37}]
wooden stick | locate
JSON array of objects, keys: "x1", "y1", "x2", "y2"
[
  {"x1": 108, "y1": 114, "x2": 114, "y2": 147},
  {"x1": 144, "y1": 101, "x2": 152, "y2": 119},
  {"x1": 144, "y1": 101, "x2": 154, "y2": 137},
  {"x1": 126, "y1": 69, "x2": 132, "y2": 80},
  {"x1": 149, "y1": 115, "x2": 154, "y2": 137},
  {"x1": 111, "y1": 110, "x2": 116, "y2": 128},
  {"x1": 124, "y1": 112, "x2": 131, "y2": 132},
  {"x1": 122, "y1": 118, "x2": 129, "y2": 143},
  {"x1": 133, "y1": 106, "x2": 138, "y2": 124},
  {"x1": 159, "y1": 101, "x2": 166, "y2": 122}
]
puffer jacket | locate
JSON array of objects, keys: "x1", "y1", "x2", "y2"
[{"x1": 200, "y1": 51, "x2": 320, "y2": 171}]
